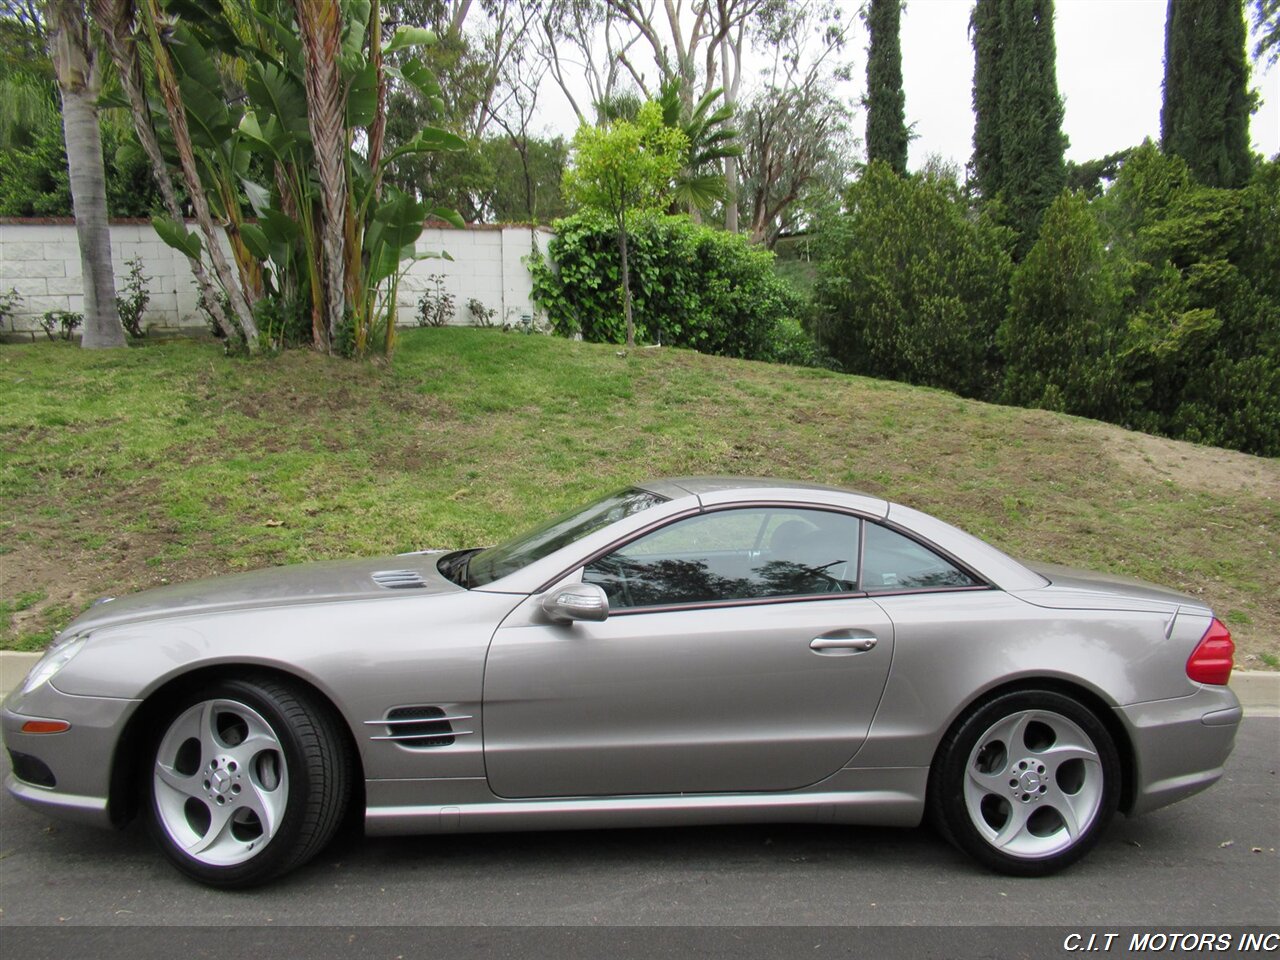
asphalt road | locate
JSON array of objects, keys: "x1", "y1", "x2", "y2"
[{"x1": 1, "y1": 718, "x2": 1277, "y2": 928}]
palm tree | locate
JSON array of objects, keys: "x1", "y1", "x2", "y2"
[
  {"x1": 89, "y1": 0, "x2": 239, "y2": 342},
  {"x1": 295, "y1": 0, "x2": 348, "y2": 350},
  {"x1": 656, "y1": 80, "x2": 741, "y2": 218},
  {"x1": 597, "y1": 81, "x2": 742, "y2": 219},
  {"x1": 45, "y1": 0, "x2": 125, "y2": 348},
  {"x1": 138, "y1": 0, "x2": 259, "y2": 347}
]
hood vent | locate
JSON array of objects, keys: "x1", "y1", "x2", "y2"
[
  {"x1": 366, "y1": 706, "x2": 473, "y2": 748},
  {"x1": 371, "y1": 569, "x2": 428, "y2": 590}
]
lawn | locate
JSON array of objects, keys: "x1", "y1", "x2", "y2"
[{"x1": 1, "y1": 329, "x2": 1276, "y2": 667}]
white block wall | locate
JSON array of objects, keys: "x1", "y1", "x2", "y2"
[
  {"x1": 396, "y1": 225, "x2": 551, "y2": 329},
  {"x1": 0, "y1": 220, "x2": 553, "y2": 339}
]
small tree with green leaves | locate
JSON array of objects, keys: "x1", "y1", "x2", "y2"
[{"x1": 563, "y1": 100, "x2": 687, "y2": 348}]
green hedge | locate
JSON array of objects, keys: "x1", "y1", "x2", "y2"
[
  {"x1": 810, "y1": 162, "x2": 1013, "y2": 399},
  {"x1": 810, "y1": 154, "x2": 1279, "y2": 457},
  {"x1": 530, "y1": 213, "x2": 820, "y2": 365}
]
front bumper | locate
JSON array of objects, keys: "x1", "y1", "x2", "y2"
[
  {"x1": 1, "y1": 679, "x2": 140, "y2": 828},
  {"x1": 1118, "y1": 683, "x2": 1243, "y2": 816}
]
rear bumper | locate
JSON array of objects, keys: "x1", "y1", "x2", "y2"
[
  {"x1": 1118, "y1": 684, "x2": 1242, "y2": 816},
  {"x1": 1, "y1": 680, "x2": 139, "y2": 828}
]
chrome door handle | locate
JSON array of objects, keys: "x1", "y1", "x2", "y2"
[{"x1": 810, "y1": 632, "x2": 877, "y2": 654}]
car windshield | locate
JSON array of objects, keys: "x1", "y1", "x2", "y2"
[{"x1": 464, "y1": 487, "x2": 668, "y2": 587}]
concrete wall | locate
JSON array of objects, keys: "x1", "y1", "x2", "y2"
[{"x1": 0, "y1": 219, "x2": 552, "y2": 341}]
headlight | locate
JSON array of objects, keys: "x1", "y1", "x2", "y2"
[{"x1": 20, "y1": 636, "x2": 88, "y2": 695}]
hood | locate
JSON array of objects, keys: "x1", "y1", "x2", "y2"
[
  {"x1": 64, "y1": 552, "x2": 466, "y2": 634},
  {"x1": 1014, "y1": 562, "x2": 1208, "y2": 614}
]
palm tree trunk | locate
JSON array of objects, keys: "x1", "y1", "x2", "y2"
[
  {"x1": 296, "y1": 0, "x2": 349, "y2": 351},
  {"x1": 47, "y1": 0, "x2": 126, "y2": 349},
  {"x1": 90, "y1": 0, "x2": 238, "y2": 342}
]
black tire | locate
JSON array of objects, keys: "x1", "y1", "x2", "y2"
[
  {"x1": 928, "y1": 689, "x2": 1120, "y2": 877},
  {"x1": 145, "y1": 676, "x2": 352, "y2": 888}
]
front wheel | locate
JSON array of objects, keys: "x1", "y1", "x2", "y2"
[
  {"x1": 146, "y1": 677, "x2": 352, "y2": 888},
  {"x1": 929, "y1": 690, "x2": 1120, "y2": 877}
]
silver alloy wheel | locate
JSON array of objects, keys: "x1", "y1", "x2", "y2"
[
  {"x1": 962, "y1": 708, "x2": 1104, "y2": 860},
  {"x1": 152, "y1": 698, "x2": 290, "y2": 867}
]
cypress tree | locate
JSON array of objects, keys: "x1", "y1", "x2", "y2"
[
  {"x1": 999, "y1": 0, "x2": 1067, "y2": 258},
  {"x1": 970, "y1": 0, "x2": 1003, "y2": 203},
  {"x1": 865, "y1": 0, "x2": 909, "y2": 175},
  {"x1": 970, "y1": 0, "x2": 1067, "y2": 258},
  {"x1": 1161, "y1": 0, "x2": 1253, "y2": 189}
]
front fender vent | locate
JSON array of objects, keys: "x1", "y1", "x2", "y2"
[
  {"x1": 366, "y1": 706, "x2": 473, "y2": 748},
  {"x1": 371, "y1": 569, "x2": 428, "y2": 589}
]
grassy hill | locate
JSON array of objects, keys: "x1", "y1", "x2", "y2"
[{"x1": 2, "y1": 328, "x2": 1276, "y2": 667}]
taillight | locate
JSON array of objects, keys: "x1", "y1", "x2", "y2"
[{"x1": 1186, "y1": 618, "x2": 1234, "y2": 685}]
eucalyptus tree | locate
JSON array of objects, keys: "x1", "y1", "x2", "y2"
[
  {"x1": 735, "y1": 2, "x2": 855, "y2": 247},
  {"x1": 46, "y1": 0, "x2": 125, "y2": 347},
  {"x1": 737, "y1": 81, "x2": 853, "y2": 247},
  {"x1": 534, "y1": 0, "x2": 641, "y2": 126},
  {"x1": 544, "y1": 0, "x2": 805, "y2": 231},
  {"x1": 377, "y1": 0, "x2": 539, "y2": 219}
]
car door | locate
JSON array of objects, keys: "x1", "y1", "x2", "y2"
[{"x1": 482, "y1": 506, "x2": 895, "y2": 799}]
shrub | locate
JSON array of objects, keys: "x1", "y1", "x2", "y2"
[
  {"x1": 466, "y1": 297, "x2": 498, "y2": 327},
  {"x1": 416, "y1": 275, "x2": 456, "y2": 328},
  {"x1": 252, "y1": 293, "x2": 311, "y2": 352},
  {"x1": 530, "y1": 212, "x2": 814, "y2": 364},
  {"x1": 0, "y1": 287, "x2": 23, "y2": 331},
  {"x1": 38, "y1": 310, "x2": 82, "y2": 341},
  {"x1": 115, "y1": 257, "x2": 152, "y2": 339},
  {"x1": 1098, "y1": 146, "x2": 1280, "y2": 456},
  {"x1": 999, "y1": 190, "x2": 1130, "y2": 420},
  {"x1": 810, "y1": 162, "x2": 1013, "y2": 399},
  {"x1": 0, "y1": 121, "x2": 167, "y2": 218}
]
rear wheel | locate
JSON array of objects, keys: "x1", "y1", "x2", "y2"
[
  {"x1": 929, "y1": 690, "x2": 1120, "y2": 876},
  {"x1": 146, "y1": 677, "x2": 351, "y2": 888}
]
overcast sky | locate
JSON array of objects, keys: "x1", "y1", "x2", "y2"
[
  {"x1": 535, "y1": 0, "x2": 1280, "y2": 174},
  {"x1": 901, "y1": 0, "x2": 1279, "y2": 171}
]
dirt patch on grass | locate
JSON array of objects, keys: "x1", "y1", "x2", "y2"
[
  {"x1": 1096, "y1": 424, "x2": 1280, "y2": 497},
  {"x1": 0, "y1": 527, "x2": 220, "y2": 646}
]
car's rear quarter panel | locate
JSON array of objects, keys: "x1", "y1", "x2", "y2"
[{"x1": 853, "y1": 589, "x2": 1202, "y2": 771}]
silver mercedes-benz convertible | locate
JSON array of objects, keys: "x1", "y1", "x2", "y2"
[{"x1": 2, "y1": 478, "x2": 1241, "y2": 887}]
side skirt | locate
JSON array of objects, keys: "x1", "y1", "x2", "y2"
[{"x1": 364, "y1": 766, "x2": 927, "y2": 837}]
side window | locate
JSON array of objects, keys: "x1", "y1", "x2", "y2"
[
  {"x1": 862, "y1": 523, "x2": 979, "y2": 592},
  {"x1": 584, "y1": 508, "x2": 862, "y2": 610}
]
